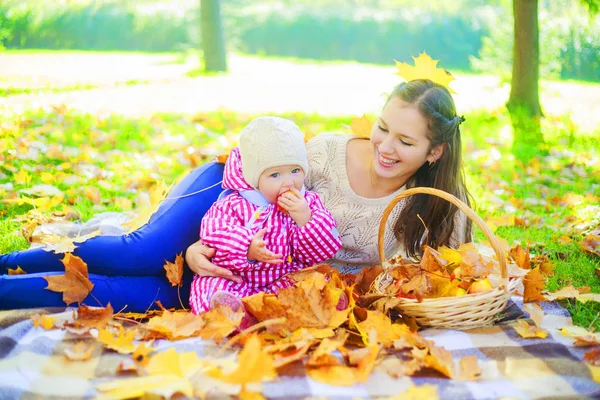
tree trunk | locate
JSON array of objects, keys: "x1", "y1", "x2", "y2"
[
  {"x1": 200, "y1": 0, "x2": 227, "y2": 72},
  {"x1": 507, "y1": 0, "x2": 544, "y2": 159}
]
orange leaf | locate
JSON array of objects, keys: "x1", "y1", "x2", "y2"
[
  {"x1": 424, "y1": 341, "x2": 454, "y2": 378},
  {"x1": 198, "y1": 305, "x2": 243, "y2": 340},
  {"x1": 584, "y1": 348, "x2": 600, "y2": 366},
  {"x1": 523, "y1": 267, "x2": 546, "y2": 303},
  {"x1": 163, "y1": 253, "x2": 184, "y2": 287},
  {"x1": 66, "y1": 303, "x2": 113, "y2": 333},
  {"x1": 43, "y1": 253, "x2": 94, "y2": 305},
  {"x1": 215, "y1": 153, "x2": 229, "y2": 164},
  {"x1": 132, "y1": 342, "x2": 154, "y2": 367},
  {"x1": 8, "y1": 266, "x2": 26, "y2": 275},
  {"x1": 64, "y1": 341, "x2": 95, "y2": 361},
  {"x1": 510, "y1": 244, "x2": 531, "y2": 269}
]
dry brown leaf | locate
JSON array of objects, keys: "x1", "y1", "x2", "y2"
[
  {"x1": 523, "y1": 267, "x2": 546, "y2": 303},
  {"x1": 7, "y1": 266, "x2": 26, "y2": 275},
  {"x1": 277, "y1": 272, "x2": 349, "y2": 332},
  {"x1": 514, "y1": 320, "x2": 549, "y2": 339},
  {"x1": 163, "y1": 252, "x2": 184, "y2": 287},
  {"x1": 65, "y1": 303, "x2": 114, "y2": 333},
  {"x1": 581, "y1": 233, "x2": 600, "y2": 257},
  {"x1": 510, "y1": 244, "x2": 531, "y2": 269},
  {"x1": 584, "y1": 348, "x2": 600, "y2": 365},
  {"x1": 243, "y1": 292, "x2": 287, "y2": 332},
  {"x1": 354, "y1": 264, "x2": 384, "y2": 295},
  {"x1": 64, "y1": 341, "x2": 95, "y2": 361},
  {"x1": 544, "y1": 285, "x2": 581, "y2": 301},
  {"x1": 43, "y1": 253, "x2": 94, "y2": 305},
  {"x1": 458, "y1": 355, "x2": 482, "y2": 381}
]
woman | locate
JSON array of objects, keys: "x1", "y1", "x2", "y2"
[{"x1": 0, "y1": 79, "x2": 471, "y2": 312}]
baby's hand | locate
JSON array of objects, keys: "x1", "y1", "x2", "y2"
[
  {"x1": 247, "y1": 228, "x2": 284, "y2": 264},
  {"x1": 277, "y1": 188, "x2": 311, "y2": 227}
]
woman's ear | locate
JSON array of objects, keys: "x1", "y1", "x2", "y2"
[{"x1": 427, "y1": 143, "x2": 447, "y2": 163}]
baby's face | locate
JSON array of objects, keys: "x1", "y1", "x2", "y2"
[{"x1": 257, "y1": 164, "x2": 305, "y2": 203}]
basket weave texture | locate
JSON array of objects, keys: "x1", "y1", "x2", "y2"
[{"x1": 372, "y1": 187, "x2": 518, "y2": 330}]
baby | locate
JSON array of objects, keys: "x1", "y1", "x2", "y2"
[{"x1": 189, "y1": 116, "x2": 342, "y2": 322}]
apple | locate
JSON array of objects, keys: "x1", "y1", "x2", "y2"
[
  {"x1": 467, "y1": 278, "x2": 493, "y2": 294},
  {"x1": 454, "y1": 287, "x2": 467, "y2": 296},
  {"x1": 277, "y1": 190, "x2": 296, "y2": 213}
]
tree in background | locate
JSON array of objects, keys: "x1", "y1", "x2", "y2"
[
  {"x1": 508, "y1": 0, "x2": 599, "y2": 160},
  {"x1": 200, "y1": 0, "x2": 227, "y2": 72}
]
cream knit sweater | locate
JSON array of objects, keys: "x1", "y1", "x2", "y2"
[{"x1": 305, "y1": 133, "x2": 468, "y2": 274}]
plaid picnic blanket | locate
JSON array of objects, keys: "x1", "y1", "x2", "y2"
[{"x1": 0, "y1": 299, "x2": 598, "y2": 400}]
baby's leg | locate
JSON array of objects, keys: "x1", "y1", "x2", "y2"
[
  {"x1": 1, "y1": 162, "x2": 224, "y2": 276},
  {"x1": 189, "y1": 276, "x2": 249, "y2": 314},
  {"x1": 0, "y1": 272, "x2": 192, "y2": 312}
]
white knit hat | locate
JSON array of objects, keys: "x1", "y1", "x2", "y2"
[{"x1": 239, "y1": 116, "x2": 308, "y2": 189}]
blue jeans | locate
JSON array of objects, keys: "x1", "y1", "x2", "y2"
[{"x1": 0, "y1": 162, "x2": 224, "y2": 312}]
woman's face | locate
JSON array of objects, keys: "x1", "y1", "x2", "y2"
[{"x1": 370, "y1": 97, "x2": 443, "y2": 184}]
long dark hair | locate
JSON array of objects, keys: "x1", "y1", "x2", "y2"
[{"x1": 388, "y1": 80, "x2": 472, "y2": 257}]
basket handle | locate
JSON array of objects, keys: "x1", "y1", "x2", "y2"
[{"x1": 378, "y1": 187, "x2": 508, "y2": 285}]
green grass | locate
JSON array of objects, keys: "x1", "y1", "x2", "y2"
[{"x1": 1, "y1": 100, "x2": 600, "y2": 329}]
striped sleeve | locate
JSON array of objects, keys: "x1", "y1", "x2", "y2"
[
  {"x1": 199, "y1": 196, "x2": 256, "y2": 272},
  {"x1": 290, "y1": 191, "x2": 342, "y2": 266}
]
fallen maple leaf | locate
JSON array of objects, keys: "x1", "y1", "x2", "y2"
[
  {"x1": 98, "y1": 325, "x2": 136, "y2": 354},
  {"x1": 64, "y1": 341, "x2": 95, "y2": 361},
  {"x1": 65, "y1": 303, "x2": 113, "y2": 333},
  {"x1": 560, "y1": 326, "x2": 600, "y2": 346},
  {"x1": 509, "y1": 244, "x2": 531, "y2": 269},
  {"x1": 41, "y1": 230, "x2": 102, "y2": 254},
  {"x1": 584, "y1": 347, "x2": 600, "y2": 366},
  {"x1": 423, "y1": 341, "x2": 454, "y2": 378},
  {"x1": 43, "y1": 253, "x2": 94, "y2": 305},
  {"x1": 207, "y1": 333, "x2": 277, "y2": 385},
  {"x1": 146, "y1": 310, "x2": 205, "y2": 339},
  {"x1": 32, "y1": 314, "x2": 56, "y2": 330},
  {"x1": 7, "y1": 266, "x2": 26, "y2": 275},
  {"x1": 523, "y1": 267, "x2": 546, "y2": 303},
  {"x1": 514, "y1": 320, "x2": 549, "y2": 339},
  {"x1": 581, "y1": 233, "x2": 600, "y2": 257},
  {"x1": 163, "y1": 252, "x2": 184, "y2": 287}
]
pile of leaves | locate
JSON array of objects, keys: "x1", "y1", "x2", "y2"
[{"x1": 21, "y1": 237, "x2": 600, "y2": 399}]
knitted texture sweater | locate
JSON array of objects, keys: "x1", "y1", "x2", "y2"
[{"x1": 305, "y1": 133, "x2": 468, "y2": 274}]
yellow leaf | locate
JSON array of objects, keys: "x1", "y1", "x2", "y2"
[
  {"x1": 98, "y1": 325, "x2": 136, "y2": 354},
  {"x1": 307, "y1": 364, "x2": 360, "y2": 386},
  {"x1": 514, "y1": 320, "x2": 549, "y2": 339},
  {"x1": 8, "y1": 266, "x2": 27, "y2": 275},
  {"x1": 383, "y1": 384, "x2": 440, "y2": 400},
  {"x1": 132, "y1": 342, "x2": 154, "y2": 367},
  {"x1": 394, "y1": 52, "x2": 455, "y2": 93},
  {"x1": 350, "y1": 115, "x2": 373, "y2": 138},
  {"x1": 146, "y1": 310, "x2": 206, "y2": 339},
  {"x1": 15, "y1": 169, "x2": 30, "y2": 185},
  {"x1": 40, "y1": 172, "x2": 55, "y2": 184},
  {"x1": 32, "y1": 314, "x2": 56, "y2": 330},
  {"x1": 207, "y1": 334, "x2": 277, "y2": 385}
]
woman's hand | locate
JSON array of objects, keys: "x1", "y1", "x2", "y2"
[{"x1": 185, "y1": 240, "x2": 243, "y2": 283}]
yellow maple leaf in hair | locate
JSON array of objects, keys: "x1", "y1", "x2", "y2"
[
  {"x1": 350, "y1": 115, "x2": 373, "y2": 139},
  {"x1": 394, "y1": 52, "x2": 456, "y2": 93}
]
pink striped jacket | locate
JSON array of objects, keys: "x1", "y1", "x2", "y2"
[{"x1": 194, "y1": 147, "x2": 341, "y2": 292}]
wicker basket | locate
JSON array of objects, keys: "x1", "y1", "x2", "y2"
[{"x1": 372, "y1": 187, "x2": 519, "y2": 330}]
